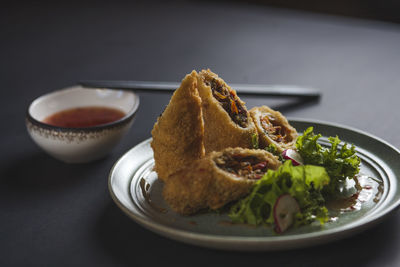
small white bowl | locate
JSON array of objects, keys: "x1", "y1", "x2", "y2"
[{"x1": 26, "y1": 85, "x2": 139, "y2": 163}]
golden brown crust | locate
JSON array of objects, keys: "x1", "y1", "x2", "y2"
[
  {"x1": 249, "y1": 105, "x2": 298, "y2": 152},
  {"x1": 151, "y1": 71, "x2": 205, "y2": 182},
  {"x1": 162, "y1": 160, "x2": 214, "y2": 215},
  {"x1": 162, "y1": 147, "x2": 281, "y2": 215},
  {"x1": 197, "y1": 69, "x2": 258, "y2": 153}
]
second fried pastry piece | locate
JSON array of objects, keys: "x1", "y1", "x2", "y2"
[
  {"x1": 197, "y1": 69, "x2": 258, "y2": 153},
  {"x1": 250, "y1": 105, "x2": 298, "y2": 152},
  {"x1": 151, "y1": 71, "x2": 205, "y2": 182},
  {"x1": 163, "y1": 147, "x2": 281, "y2": 215}
]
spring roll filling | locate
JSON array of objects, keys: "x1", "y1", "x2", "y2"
[
  {"x1": 204, "y1": 77, "x2": 248, "y2": 128},
  {"x1": 260, "y1": 113, "x2": 291, "y2": 143},
  {"x1": 214, "y1": 154, "x2": 269, "y2": 180}
]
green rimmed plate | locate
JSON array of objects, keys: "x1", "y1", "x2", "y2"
[{"x1": 108, "y1": 119, "x2": 400, "y2": 251}]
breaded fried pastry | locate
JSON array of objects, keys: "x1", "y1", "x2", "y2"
[
  {"x1": 250, "y1": 105, "x2": 298, "y2": 152},
  {"x1": 163, "y1": 147, "x2": 281, "y2": 215},
  {"x1": 151, "y1": 71, "x2": 205, "y2": 181},
  {"x1": 197, "y1": 69, "x2": 258, "y2": 153}
]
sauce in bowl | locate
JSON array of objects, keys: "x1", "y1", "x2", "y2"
[{"x1": 43, "y1": 106, "x2": 126, "y2": 128}]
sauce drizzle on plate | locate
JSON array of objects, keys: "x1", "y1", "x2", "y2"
[{"x1": 326, "y1": 174, "x2": 383, "y2": 214}]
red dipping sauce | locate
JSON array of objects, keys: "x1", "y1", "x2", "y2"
[{"x1": 43, "y1": 106, "x2": 126, "y2": 128}]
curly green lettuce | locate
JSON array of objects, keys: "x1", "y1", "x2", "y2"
[
  {"x1": 264, "y1": 144, "x2": 285, "y2": 162},
  {"x1": 229, "y1": 161, "x2": 330, "y2": 227},
  {"x1": 296, "y1": 127, "x2": 361, "y2": 195}
]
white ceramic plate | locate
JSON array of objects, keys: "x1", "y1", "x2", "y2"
[{"x1": 108, "y1": 119, "x2": 400, "y2": 251}]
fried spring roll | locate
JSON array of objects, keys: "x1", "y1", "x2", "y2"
[
  {"x1": 163, "y1": 147, "x2": 281, "y2": 215},
  {"x1": 197, "y1": 69, "x2": 258, "y2": 153},
  {"x1": 249, "y1": 106, "x2": 298, "y2": 152},
  {"x1": 151, "y1": 71, "x2": 205, "y2": 181}
]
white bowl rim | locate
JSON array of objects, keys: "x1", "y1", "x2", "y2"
[{"x1": 26, "y1": 85, "x2": 140, "y2": 132}]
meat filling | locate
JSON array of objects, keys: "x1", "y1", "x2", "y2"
[
  {"x1": 260, "y1": 113, "x2": 290, "y2": 143},
  {"x1": 215, "y1": 154, "x2": 269, "y2": 180},
  {"x1": 204, "y1": 78, "x2": 248, "y2": 128}
]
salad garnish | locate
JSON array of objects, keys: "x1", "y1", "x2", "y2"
[
  {"x1": 229, "y1": 127, "x2": 361, "y2": 233},
  {"x1": 296, "y1": 127, "x2": 361, "y2": 195},
  {"x1": 229, "y1": 161, "x2": 330, "y2": 228}
]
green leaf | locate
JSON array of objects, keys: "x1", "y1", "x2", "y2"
[
  {"x1": 265, "y1": 144, "x2": 285, "y2": 162},
  {"x1": 228, "y1": 161, "x2": 330, "y2": 228},
  {"x1": 251, "y1": 133, "x2": 259, "y2": 149},
  {"x1": 296, "y1": 127, "x2": 361, "y2": 195}
]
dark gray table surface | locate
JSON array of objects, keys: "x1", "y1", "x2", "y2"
[{"x1": 2, "y1": 1, "x2": 400, "y2": 266}]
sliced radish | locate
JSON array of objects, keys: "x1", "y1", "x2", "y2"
[
  {"x1": 282, "y1": 149, "x2": 304, "y2": 166},
  {"x1": 273, "y1": 194, "x2": 300, "y2": 233}
]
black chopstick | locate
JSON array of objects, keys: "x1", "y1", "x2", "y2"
[{"x1": 79, "y1": 80, "x2": 321, "y2": 98}]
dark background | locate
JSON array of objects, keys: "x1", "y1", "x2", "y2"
[
  {"x1": 244, "y1": 0, "x2": 400, "y2": 23},
  {"x1": 1, "y1": 1, "x2": 400, "y2": 266}
]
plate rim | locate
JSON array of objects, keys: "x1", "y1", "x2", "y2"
[{"x1": 108, "y1": 118, "x2": 400, "y2": 250}]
